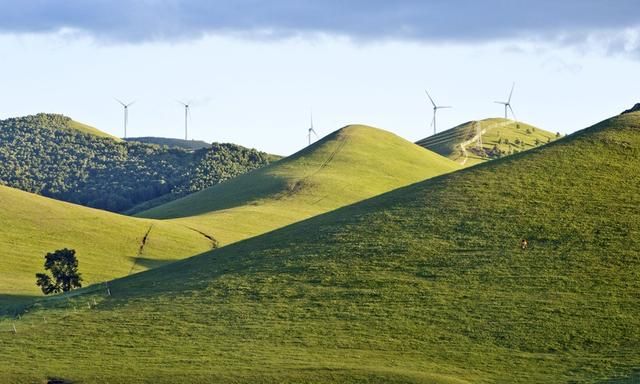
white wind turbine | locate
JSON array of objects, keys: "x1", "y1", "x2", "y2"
[
  {"x1": 115, "y1": 99, "x2": 135, "y2": 138},
  {"x1": 178, "y1": 100, "x2": 192, "y2": 140},
  {"x1": 308, "y1": 111, "x2": 318, "y2": 146},
  {"x1": 495, "y1": 82, "x2": 517, "y2": 120},
  {"x1": 425, "y1": 89, "x2": 452, "y2": 135}
]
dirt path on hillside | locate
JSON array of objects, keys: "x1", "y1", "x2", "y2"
[
  {"x1": 128, "y1": 225, "x2": 154, "y2": 275},
  {"x1": 458, "y1": 120, "x2": 514, "y2": 165}
]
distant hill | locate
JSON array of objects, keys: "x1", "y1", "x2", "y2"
[
  {"x1": 0, "y1": 114, "x2": 274, "y2": 212},
  {"x1": 3, "y1": 111, "x2": 639, "y2": 383},
  {"x1": 138, "y1": 124, "x2": 461, "y2": 245},
  {"x1": 416, "y1": 118, "x2": 559, "y2": 166},
  {"x1": 124, "y1": 137, "x2": 211, "y2": 150},
  {"x1": 0, "y1": 184, "x2": 213, "y2": 304}
]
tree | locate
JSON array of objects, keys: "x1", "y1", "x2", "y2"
[{"x1": 35, "y1": 248, "x2": 83, "y2": 295}]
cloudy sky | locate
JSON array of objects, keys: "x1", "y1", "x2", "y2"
[{"x1": 1, "y1": 1, "x2": 638, "y2": 155}]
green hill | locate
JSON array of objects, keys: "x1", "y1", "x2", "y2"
[
  {"x1": 2, "y1": 111, "x2": 639, "y2": 383},
  {"x1": 416, "y1": 118, "x2": 559, "y2": 166},
  {"x1": 0, "y1": 185, "x2": 214, "y2": 303},
  {"x1": 0, "y1": 114, "x2": 273, "y2": 212},
  {"x1": 137, "y1": 124, "x2": 462, "y2": 245}
]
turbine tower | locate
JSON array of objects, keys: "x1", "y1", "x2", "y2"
[
  {"x1": 178, "y1": 101, "x2": 191, "y2": 140},
  {"x1": 307, "y1": 111, "x2": 318, "y2": 146},
  {"x1": 495, "y1": 82, "x2": 517, "y2": 120},
  {"x1": 116, "y1": 99, "x2": 135, "y2": 138},
  {"x1": 425, "y1": 90, "x2": 451, "y2": 135}
]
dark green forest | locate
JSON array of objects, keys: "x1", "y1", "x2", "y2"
[
  {"x1": 124, "y1": 137, "x2": 211, "y2": 150},
  {"x1": 0, "y1": 114, "x2": 275, "y2": 212}
]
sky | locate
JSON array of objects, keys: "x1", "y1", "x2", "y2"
[{"x1": 0, "y1": 1, "x2": 638, "y2": 155}]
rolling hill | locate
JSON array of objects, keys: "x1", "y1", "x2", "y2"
[
  {"x1": 416, "y1": 118, "x2": 559, "y2": 166},
  {"x1": 0, "y1": 114, "x2": 273, "y2": 212},
  {"x1": 0, "y1": 184, "x2": 214, "y2": 304},
  {"x1": 137, "y1": 124, "x2": 462, "y2": 245},
  {"x1": 2, "y1": 110, "x2": 639, "y2": 383}
]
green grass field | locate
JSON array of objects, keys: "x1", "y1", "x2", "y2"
[
  {"x1": 1, "y1": 112, "x2": 638, "y2": 383},
  {"x1": 0, "y1": 185, "x2": 214, "y2": 303},
  {"x1": 137, "y1": 125, "x2": 461, "y2": 245},
  {"x1": 416, "y1": 118, "x2": 558, "y2": 166}
]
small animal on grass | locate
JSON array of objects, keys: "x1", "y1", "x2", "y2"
[{"x1": 521, "y1": 239, "x2": 528, "y2": 250}]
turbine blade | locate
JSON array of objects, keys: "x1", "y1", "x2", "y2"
[
  {"x1": 508, "y1": 82, "x2": 515, "y2": 103},
  {"x1": 115, "y1": 98, "x2": 126, "y2": 106},
  {"x1": 424, "y1": 89, "x2": 436, "y2": 108},
  {"x1": 508, "y1": 105, "x2": 517, "y2": 121},
  {"x1": 438, "y1": 106, "x2": 452, "y2": 109},
  {"x1": 126, "y1": 100, "x2": 136, "y2": 107},
  {"x1": 494, "y1": 101, "x2": 507, "y2": 105}
]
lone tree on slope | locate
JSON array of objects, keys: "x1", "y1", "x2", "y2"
[{"x1": 35, "y1": 248, "x2": 83, "y2": 295}]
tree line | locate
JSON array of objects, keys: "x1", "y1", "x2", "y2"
[{"x1": 0, "y1": 114, "x2": 275, "y2": 212}]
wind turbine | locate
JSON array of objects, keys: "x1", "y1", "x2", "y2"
[
  {"x1": 307, "y1": 111, "x2": 318, "y2": 146},
  {"x1": 495, "y1": 82, "x2": 517, "y2": 120},
  {"x1": 178, "y1": 101, "x2": 191, "y2": 140},
  {"x1": 425, "y1": 90, "x2": 451, "y2": 135},
  {"x1": 115, "y1": 99, "x2": 135, "y2": 138}
]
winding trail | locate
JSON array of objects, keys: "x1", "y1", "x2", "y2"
[{"x1": 458, "y1": 120, "x2": 514, "y2": 165}]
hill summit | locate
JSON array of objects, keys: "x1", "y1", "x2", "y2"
[
  {"x1": 138, "y1": 124, "x2": 461, "y2": 245},
  {"x1": 416, "y1": 118, "x2": 558, "y2": 166},
  {"x1": 622, "y1": 103, "x2": 640, "y2": 114},
  {"x1": 0, "y1": 114, "x2": 273, "y2": 212}
]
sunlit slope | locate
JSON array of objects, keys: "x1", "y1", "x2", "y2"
[
  {"x1": 0, "y1": 185, "x2": 213, "y2": 298},
  {"x1": 66, "y1": 119, "x2": 121, "y2": 140},
  {"x1": 4, "y1": 112, "x2": 640, "y2": 383},
  {"x1": 138, "y1": 124, "x2": 461, "y2": 245},
  {"x1": 416, "y1": 118, "x2": 557, "y2": 166}
]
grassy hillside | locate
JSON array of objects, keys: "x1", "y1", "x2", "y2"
[
  {"x1": 0, "y1": 185, "x2": 214, "y2": 303},
  {"x1": 138, "y1": 124, "x2": 462, "y2": 245},
  {"x1": 2, "y1": 111, "x2": 639, "y2": 383},
  {"x1": 66, "y1": 119, "x2": 121, "y2": 140},
  {"x1": 0, "y1": 114, "x2": 273, "y2": 212},
  {"x1": 416, "y1": 118, "x2": 558, "y2": 166}
]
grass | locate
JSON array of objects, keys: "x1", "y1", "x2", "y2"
[
  {"x1": 0, "y1": 185, "x2": 214, "y2": 301},
  {"x1": 137, "y1": 124, "x2": 462, "y2": 245},
  {"x1": 416, "y1": 118, "x2": 558, "y2": 166},
  {"x1": 66, "y1": 119, "x2": 121, "y2": 140},
  {"x1": 1, "y1": 111, "x2": 639, "y2": 383}
]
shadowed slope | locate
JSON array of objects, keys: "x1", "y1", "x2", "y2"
[{"x1": 138, "y1": 124, "x2": 461, "y2": 245}]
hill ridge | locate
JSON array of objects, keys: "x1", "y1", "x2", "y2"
[
  {"x1": 416, "y1": 117, "x2": 558, "y2": 166},
  {"x1": 137, "y1": 123, "x2": 462, "y2": 245}
]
